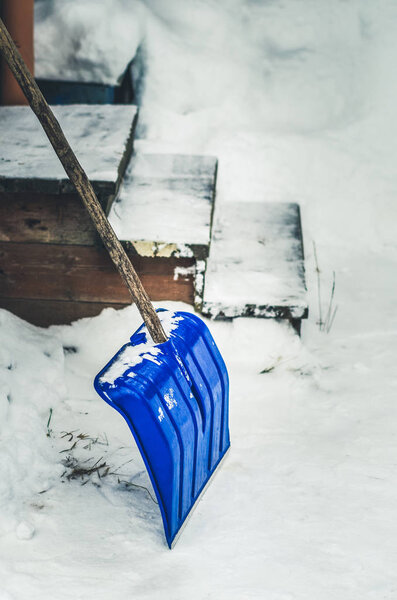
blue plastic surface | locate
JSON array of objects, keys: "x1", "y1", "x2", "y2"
[{"x1": 94, "y1": 310, "x2": 230, "y2": 548}]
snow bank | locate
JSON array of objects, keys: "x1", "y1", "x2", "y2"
[
  {"x1": 35, "y1": 0, "x2": 397, "y2": 252},
  {"x1": 0, "y1": 302, "x2": 313, "y2": 600},
  {"x1": 0, "y1": 310, "x2": 66, "y2": 535},
  {"x1": 137, "y1": 0, "x2": 397, "y2": 255},
  {"x1": 35, "y1": 0, "x2": 145, "y2": 84},
  {"x1": 142, "y1": 0, "x2": 371, "y2": 132}
]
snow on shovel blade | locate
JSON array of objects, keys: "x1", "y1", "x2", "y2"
[{"x1": 94, "y1": 310, "x2": 230, "y2": 548}]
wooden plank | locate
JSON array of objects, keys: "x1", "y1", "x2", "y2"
[
  {"x1": 0, "y1": 105, "x2": 138, "y2": 196},
  {"x1": 202, "y1": 202, "x2": 308, "y2": 321},
  {"x1": 108, "y1": 153, "x2": 217, "y2": 259},
  {"x1": 0, "y1": 192, "x2": 98, "y2": 245},
  {"x1": 0, "y1": 298, "x2": 129, "y2": 327},
  {"x1": 0, "y1": 242, "x2": 195, "y2": 304}
]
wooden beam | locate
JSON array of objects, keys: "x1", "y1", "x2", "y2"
[
  {"x1": 0, "y1": 0, "x2": 34, "y2": 105},
  {"x1": 0, "y1": 192, "x2": 98, "y2": 245},
  {"x1": 0, "y1": 298, "x2": 132, "y2": 327},
  {"x1": 0, "y1": 242, "x2": 195, "y2": 304}
]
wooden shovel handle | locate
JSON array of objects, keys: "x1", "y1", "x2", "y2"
[{"x1": 0, "y1": 17, "x2": 167, "y2": 344}]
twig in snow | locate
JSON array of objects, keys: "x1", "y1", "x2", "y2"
[
  {"x1": 46, "y1": 408, "x2": 53, "y2": 437},
  {"x1": 260, "y1": 365, "x2": 275, "y2": 374},
  {"x1": 313, "y1": 241, "x2": 323, "y2": 330},
  {"x1": 61, "y1": 454, "x2": 114, "y2": 482},
  {"x1": 117, "y1": 478, "x2": 158, "y2": 505},
  {"x1": 323, "y1": 271, "x2": 335, "y2": 328},
  {"x1": 312, "y1": 242, "x2": 338, "y2": 333},
  {"x1": 326, "y1": 305, "x2": 338, "y2": 334},
  {"x1": 54, "y1": 427, "x2": 156, "y2": 504},
  {"x1": 323, "y1": 271, "x2": 338, "y2": 333}
]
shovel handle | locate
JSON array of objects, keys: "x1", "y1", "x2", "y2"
[{"x1": 0, "y1": 17, "x2": 167, "y2": 344}]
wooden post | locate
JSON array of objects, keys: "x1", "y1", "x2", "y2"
[{"x1": 1, "y1": 0, "x2": 34, "y2": 105}]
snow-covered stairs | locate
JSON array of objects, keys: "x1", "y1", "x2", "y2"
[
  {"x1": 0, "y1": 104, "x2": 308, "y2": 330},
  {"x1": 0, "y1": 105, "x2": 205, "y2": 325}
]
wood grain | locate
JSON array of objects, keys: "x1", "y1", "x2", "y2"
[
  {"x1": 0, "y1": 192, "x2": 98, "y2": 245},
  {"x1": 0, "y1": 242, "x2": 195, "y2": 304},
  {"x1": 0, "y1": 298, "x2": 133, "y2": 327}
]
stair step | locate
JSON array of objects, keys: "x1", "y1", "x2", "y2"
[
  {"x1": 0, "y1": 106, "x2": 201, "y2": 326},
  {"x1": 202, "y1": 201, "x2": 308, "y2": 327},
  {"x1": 0, "y1": 104, "x2": 138, "y2": 200},
  {"x1": 108, "y1": 153, "x2": 217, "y2": 260}
]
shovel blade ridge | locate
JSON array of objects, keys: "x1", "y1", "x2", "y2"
[{"x1": 94, "y1": 310, "x2": 230, "y2": 548}]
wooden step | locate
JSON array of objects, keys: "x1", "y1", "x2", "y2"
[
  {"x1": 202, "y1": 202, "x2": 308, "y2": 331},
  {"x1": 108, "y1": 153, "x2": 217, "y2": 259},
  {"x1": 0, "y1": 104, "x2": 138, "y2": 203},
  {"x1": 108, "y1": 152, "x2": 218, "y2": 306}
]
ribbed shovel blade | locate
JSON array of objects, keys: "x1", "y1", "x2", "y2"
[{"x1": 94, "y1": 310, "x2": 230, "y2": 548}]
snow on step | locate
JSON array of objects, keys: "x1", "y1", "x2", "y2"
[
  {"x1": 0, "y1": 105, "x2": 137, "y2": 190},
  {"x1": 202, "y1": 202, "x2": 308, "y2": 322},
  {"x1": 108, "y1": 153, "x2": 217, "y2": 259}
]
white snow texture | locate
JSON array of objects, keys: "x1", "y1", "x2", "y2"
[{"x1": 1, "y1": 1, "x2": 397, "y2": 599}]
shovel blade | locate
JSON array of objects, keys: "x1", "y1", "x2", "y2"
[{"x1": 94, "y1": 310, "x2": 230, "y2": 548}]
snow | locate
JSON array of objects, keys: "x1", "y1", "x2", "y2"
[
  {"x1": 15, "y1": 521, "x2": 35, "y2": 541},
  {"x1": 98, "y1": 311, "x2": 181, "y2": 386},
  {"x1": 174, "y1": 265, "x2": 196, "y2": 281},
  {"x1": 1, "y1": 1, "x2": 397, "y2": 598},
  {"x1": 0, "y1": 105, "x2": 137, "y2": 184},
  {"x1": 108, "y1": 153, "x2": 216, "y2": 251},
  {"x1": 203, "y1": 202, "x2": 307, "y2": 318},
  {"x1": 34, "y1": 0, "x2": 144, "y2": 85},
  {"x1": 100, "y1": 344, "x2": 161, "y2": 386}
]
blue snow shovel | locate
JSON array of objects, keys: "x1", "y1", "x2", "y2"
[
  {"x1": 95, "y1": 309, "x2": 230, "y2": 547},
  {"x1": 0, "y1": 19, "x2": 230, "y2": 548}
]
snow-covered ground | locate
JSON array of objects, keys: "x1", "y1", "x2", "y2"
[{"x1": 2, "y1": 1, "x2": 397, "y2": 598}]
